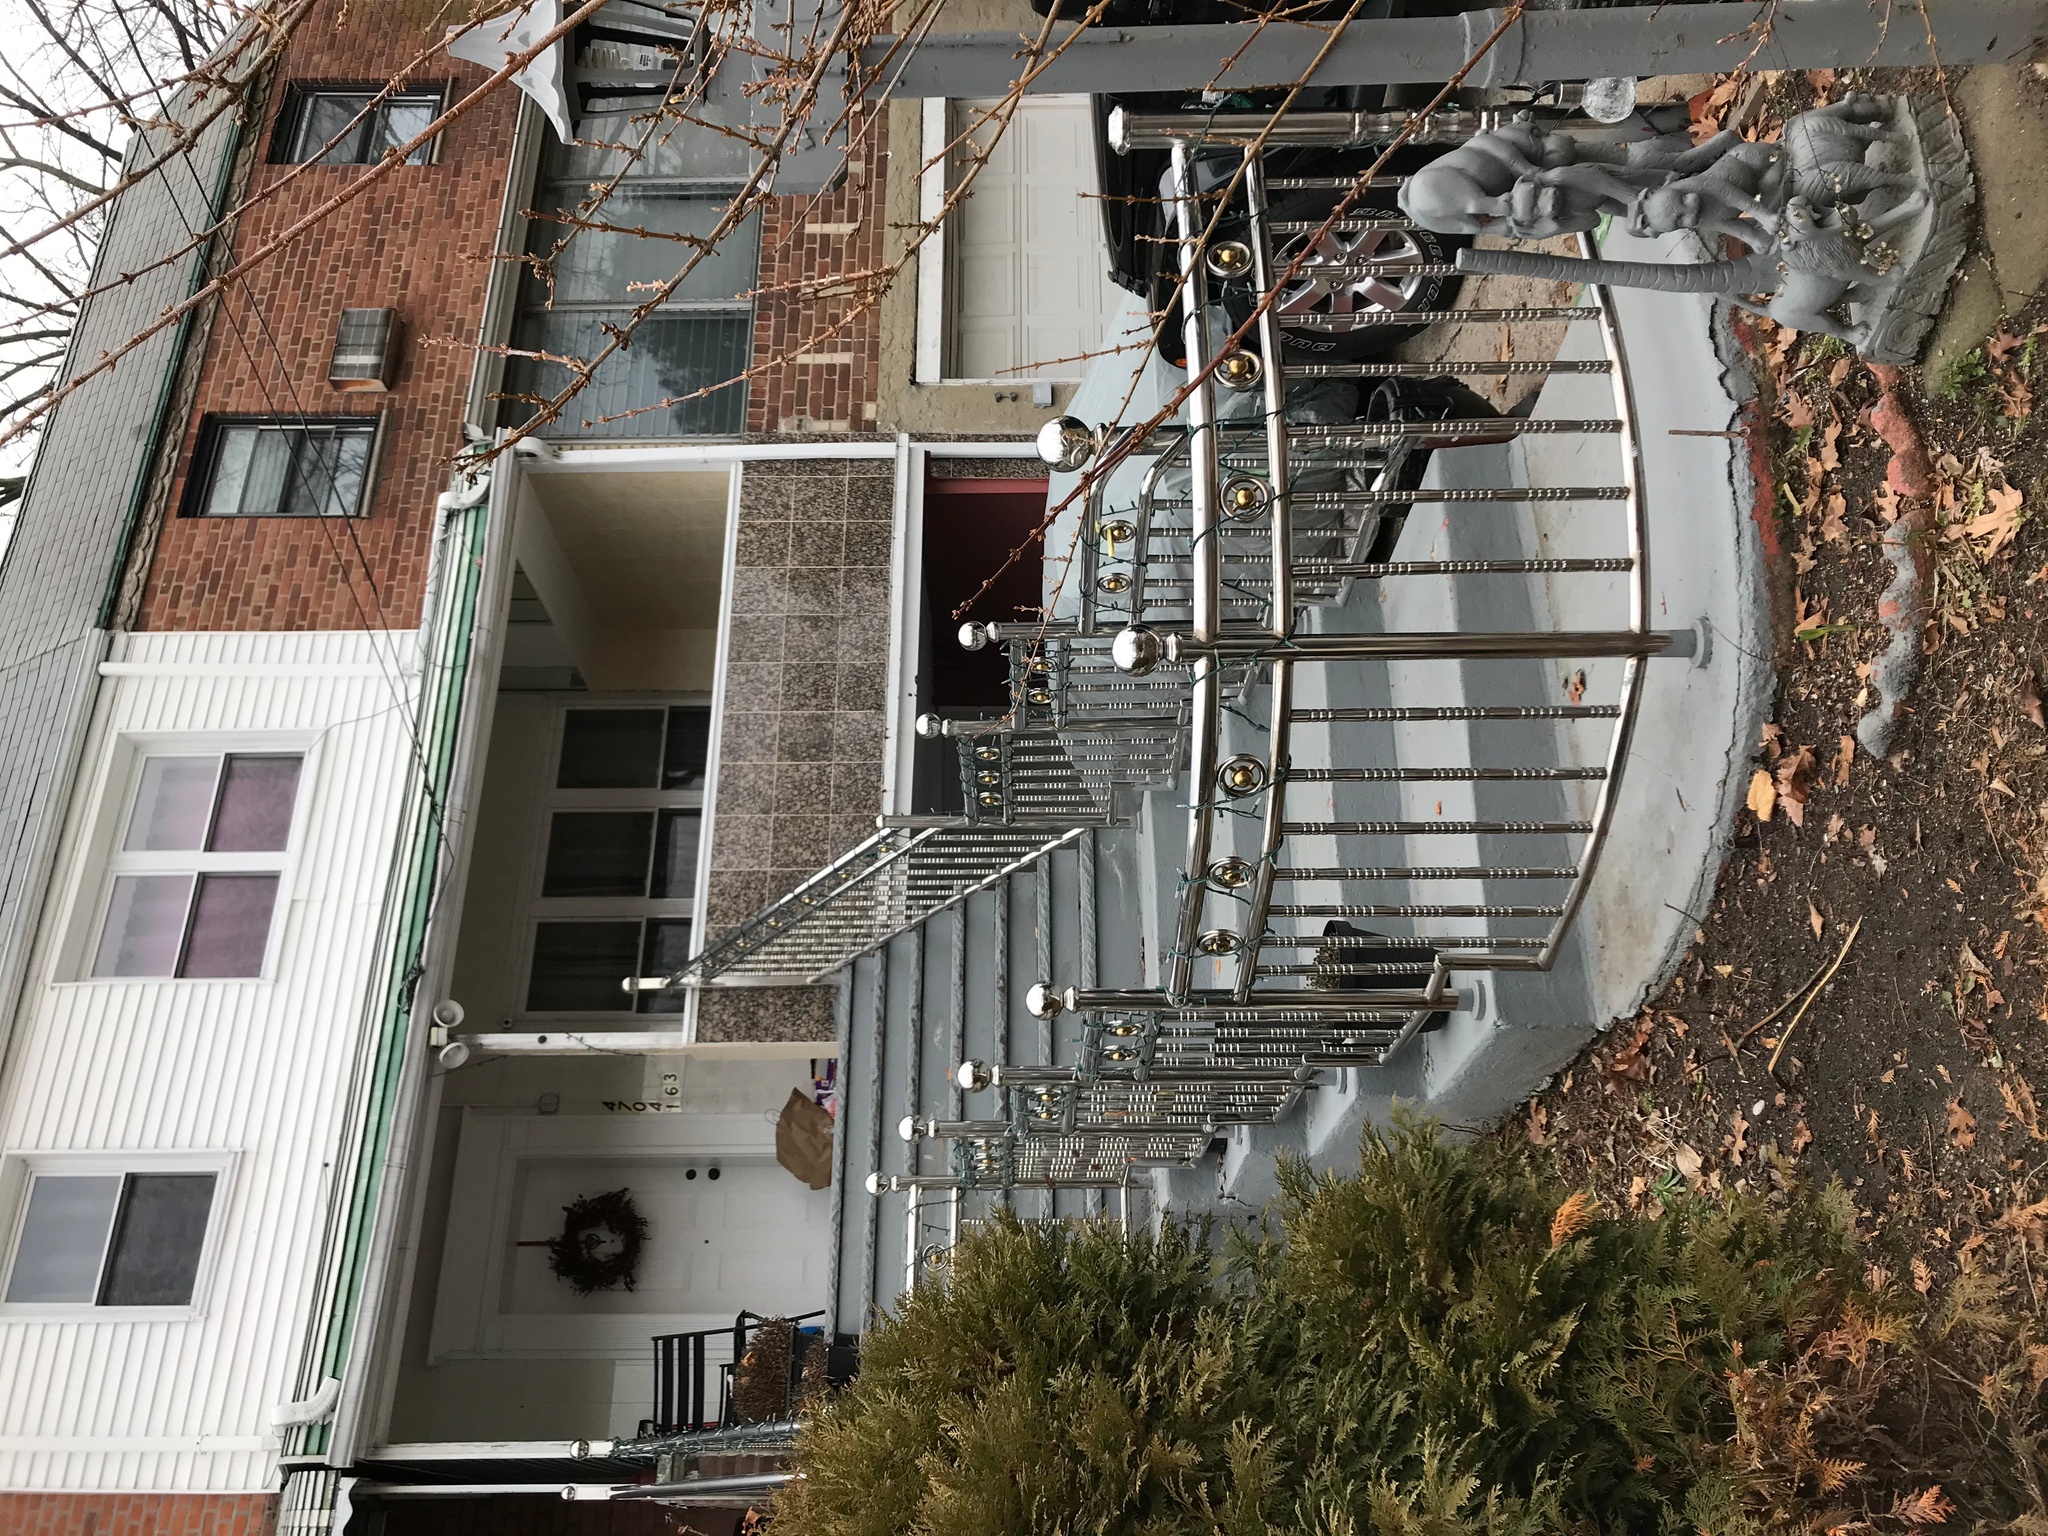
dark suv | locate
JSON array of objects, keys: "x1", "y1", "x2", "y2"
[{"x1": 1095, "y1": 91, "x2": 1472, "y2": 366}]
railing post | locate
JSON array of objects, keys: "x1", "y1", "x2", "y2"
[
  {"x1": 1166, "y1": 140, "x2": 1222, "y2": 1007},
  {"x1": 1236, "y1": 148, "x2": 1295, "y2": 1004}
]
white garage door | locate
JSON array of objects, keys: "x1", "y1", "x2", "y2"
[{"x1": 945, "y1": 96, "x2": 1121, "y2": 381}]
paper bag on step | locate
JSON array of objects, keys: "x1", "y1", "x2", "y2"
[{"x1": 776, "y1": 1088, "x2": 834, "y2": 1190}]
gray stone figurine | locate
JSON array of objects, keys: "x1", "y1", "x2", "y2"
[{"x1": 1395, "y1": 93, "x2": 1974, "y2": 364}]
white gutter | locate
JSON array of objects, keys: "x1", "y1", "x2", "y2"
[
  {"x1": 451, "y1": 1032, "x2": 830, "y2": 1057},
  {"x1": 322, "y1": 451, "x2": 525, "y2": 1472},
  {"x1": 271, "y1": 1377, "x2": 342, "y2": 1430},
  {"x1": 347, "y1": 1483, "x2": 617, "y2": 1500},
  {"x1": 683, "y1": 463, "x2": 746, "y2": 1042},
  {"x1": 881, "y1": 434, "x2": 919, "y2": 816}
]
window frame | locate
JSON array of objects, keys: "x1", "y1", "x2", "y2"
[
  {"x1": 181, "y1": 414, "x2": 384, "y2": 520},
  {"x1": 62, "y1": 734, "x2": 319, "y2": 986},
  {"x1": 517, "y1": 701, "x2": 712, "y2": 1021},
  {"x1": 0, "y1": 1150, "x2": 236, "y2": 1321},
  {"x1": 503, "y1": 108, "x2": 758, "y2": 439},
  {"x1": 270, "y1": 81, "x2": 448, "y2": 166}
]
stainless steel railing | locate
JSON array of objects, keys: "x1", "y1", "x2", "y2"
[
  {"x1": 865, "y1": 106, "x2": 1700, "y2": 1245},
  {"x1": 672, "y1": 821, "x2": 1094, "y2": 986},
  {"x1": 900, "y1": 1053, "x2": 1308, "y2": 1189},
  {"x1": 676, "y1": 638, "x2": 1134, "y2": 985},
  {"x1": 929, "y1": 631, "x2": 1190, "y2": 809},
  {"x1": 1034, "y1": 122, "x2": 1687, "y2": 1023}
]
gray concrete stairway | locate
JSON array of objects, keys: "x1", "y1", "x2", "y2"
[
  {"x1": 828, "y1": 826, "x2": 1155, "y2": 1333},
  {"x1": 823, "y1": 292, "x2": 1763, "y2": 1327}
]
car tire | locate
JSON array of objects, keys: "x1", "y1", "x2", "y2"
[{"x1": 1358, "y1": 375, "x2": 1505, "y2": 561}]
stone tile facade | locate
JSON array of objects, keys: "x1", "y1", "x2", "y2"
[{"x1": 696, "y1": 458, "x2": 896, "y2": 1042}]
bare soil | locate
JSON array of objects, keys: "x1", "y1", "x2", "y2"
[{"x1": 1501, "y1": 69, "x2": 2048, "y2": 1523}]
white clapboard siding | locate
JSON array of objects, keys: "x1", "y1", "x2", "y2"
[{"x1": 0, "y1": 628, "x2": 421, "y2": 1492}]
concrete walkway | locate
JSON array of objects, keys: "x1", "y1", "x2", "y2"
[
  {"x1": 1926, "y1": 66, "x2": 2048, "y2": 381},
  {"x1": 1175, "y1": 233, "x2": 1772, "y2": 1210}
]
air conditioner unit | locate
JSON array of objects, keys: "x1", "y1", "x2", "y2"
[{"x1": 328, "y1": 307, "x2": 403, "y2": 392}]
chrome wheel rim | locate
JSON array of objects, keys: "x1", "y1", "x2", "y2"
[{"x1": 1273, "y1": 222, "x2": 1430, "y2": 322}]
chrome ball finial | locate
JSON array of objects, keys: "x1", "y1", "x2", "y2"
[
  {"x1": 915, "y1": 712, "x2": 946, "y2": 739},
  {"x1": 1025, "y1": 982, "x2": 1063, "y2": 1021},
  {"x1": 1037, "y1": 416, "x2": 1101, "y2": 472},
  {"x1": 957, "y1": 621, "x2": 989, "y2": 651},
  {"x1": 1217, "y1": 349, "x2": 1263, "y2": 392},
  {"x1": 1581, "y1": 76, "x2": 1639, "y2": 125},
  {"x1": 1204, "y1": 240, "x2": 1253, "y2": 278},
  {"x1": 864, "y1": 1172, "x2": 886, "y2": 1195},
  {"x1": 955, "y1": 1060, "x2": 993, "y2": 1093},
  {"x1": 1111, "y1": 624, "x2": 1161, "y2": 677},
  {"x1": 897, "y1": 1115, "x2": 921, "y2": 1142},
  {"x1": 1106, "y1": 104, "x2": 1134, "y2": 155}
]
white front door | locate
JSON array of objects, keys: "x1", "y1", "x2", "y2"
[
  {"x1": 504, "y1": 1153, "x2": 830, "y2": 1320},
  {"x1": 430, "y1": 1111, "x2": 831, "y2": 1360},
  {"x1": 946, "y1": 96, "x2": 1120, "y2": 381}
]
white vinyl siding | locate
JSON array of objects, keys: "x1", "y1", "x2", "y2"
[{"x1": 0, "y1": 630, "x2": 420, "y2": 1491}]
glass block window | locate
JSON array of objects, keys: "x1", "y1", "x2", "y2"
[
  {"x1": 502, "y1": 107, "x2": 756, "y2": 440},
  {"x1": 92, "y1": 753, "x2": 303, "y2": 979}
]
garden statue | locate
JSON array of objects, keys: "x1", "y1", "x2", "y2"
[{"x1": 1395, "y1": 93, "x2": 1974, "y2": 364}]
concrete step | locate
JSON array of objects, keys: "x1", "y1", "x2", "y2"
[{"x1": 832, "y1": 827, "x2": 1154, "y2": 1327}]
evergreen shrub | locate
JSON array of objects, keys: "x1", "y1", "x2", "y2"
[{"x1": 777, "y1": 1119, "x2": 1924, "y2": 1536}]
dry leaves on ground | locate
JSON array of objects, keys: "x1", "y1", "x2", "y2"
[{"x1": 1948, "y1": 1098, "x2": 1978, "y2": 1151}]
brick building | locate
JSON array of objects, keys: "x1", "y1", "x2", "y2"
[{"x1": 0, "y1": 0, "x2": 1119, "y2": 1528}]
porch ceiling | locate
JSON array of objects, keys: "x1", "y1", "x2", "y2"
[
  {"x1": 528, "y1": 470, "x2": 729, "y2": 626},
  {"x1": 520, "y1": 469, "x2": 731, "y2": 691}
]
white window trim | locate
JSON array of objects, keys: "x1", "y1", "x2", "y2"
[
  {"x1": 53, "y1": 731, "x2": 322, "y2": 986},
  {"x1": 514, "y1": 700, "x2": 710, "y2": 1024},
  {"x1": 0, "y1": 1149, "x2": 238, "y2": 1322},
  {"x1": 913, "y1": 97, "x2": 949, "y2": 386}
]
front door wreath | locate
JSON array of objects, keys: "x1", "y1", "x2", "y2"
[{"x1": 547, "y1": 1187, "x2": 649, "y2": 1295}]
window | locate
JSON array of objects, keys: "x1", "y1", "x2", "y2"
[
  {"x1": 5, "y1": 1169, "x2": 218, "y2": 1307},
  {"x1": 275, "y1": 85, "x2": 443, "y2": 165},
  {"x1": 92, "y1": 753, "x2": 303, "y2": 979},
  {"x1": 525, "y1": 706, "x2": 709, "y2": 1013},
  {"x1": 502, "y1": 96, "x2": 757, "y2": 439},
  {"x1": 186, "y1": 418, "x2": 377, "y2": 518}
]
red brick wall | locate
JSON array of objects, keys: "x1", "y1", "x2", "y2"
[
  {"x1": 0, "y1": 1492, "x2": 276, "y2": 1536},
  {"x1": 137, "y1": 5, "x2": 518, "y2": 634},
  {"x1": 745, "y1": 111, "x2": 887, "y2": 435},
  {"x1": 381, "y1": 1496, "x2": 741, "y2": 1535}
]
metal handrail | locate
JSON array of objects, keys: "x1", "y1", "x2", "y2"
[
  {"x1": 672, "y1": 822, "x2": 1092, "y2": 986},
  {"x1": 1039, "y1": 129, "x2": 1681, "y2": 1023},
  {"x1": 844, "y1": 105, "x2": 1705, "y2": 1257}
]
